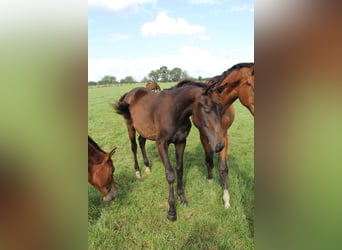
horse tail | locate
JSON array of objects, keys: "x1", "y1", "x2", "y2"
[{"x1": 113, "y1": 93, "x2": 131, "y2": 120}]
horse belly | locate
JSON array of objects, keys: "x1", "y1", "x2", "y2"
[{"x1": 130, "y1": 108, "x2": 157, "y2": 140}]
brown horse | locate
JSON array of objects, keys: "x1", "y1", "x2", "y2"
[
  {"x1": 200, "y1": 62, "x2": 254, "y2": 209},
  {"x1": 88, "y1": 136, "x2": 117, "y2": 201},
  {"x1": 114, "y1": 82, "x2": 225, "y2": 221},
  {"x1": 146, "y1": 82, "x2": 161, "y2": 93}
]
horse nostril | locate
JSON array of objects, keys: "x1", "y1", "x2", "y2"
[{"x1": 215, "y1": 142, "x2": 224, "y2": 152}]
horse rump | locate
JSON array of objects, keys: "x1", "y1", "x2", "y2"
[{"x1": 112, "y1": 93, "x2": 132, "y2": 122}]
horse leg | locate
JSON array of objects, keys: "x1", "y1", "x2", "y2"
[
  {"x1": 175, "y1": 141, "x2": 188, "y2": 206},
  {"x1": 156, "y1": 140, "x2": 176, "y2": 221},
  {"x1": 126, "y1": 123, "x2": 141, "y2": 179},
  {"x1": 200, "y1": 133, "x2": 214, "y2": 183},
  {"x1": 138, "y1": 135, "x2": 151, "y2": 174},
  {"x1": 219, "y1": 132, "x2": 230, "y2": 208}
]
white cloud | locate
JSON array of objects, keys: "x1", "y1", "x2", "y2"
[
  {"x1": 141, "y1": 11, "x2": 206, "y2": 37},
  {"x1": 88, "y1": 0, "x2": 156, "y2": 13},
  {"x1": 88, "y1": 46, "x2": 254, "y2": 81}
]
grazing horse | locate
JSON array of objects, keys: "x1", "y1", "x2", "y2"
[
  {"x1": 88, "y1": 136, "x2": 117, "y2": 201},
  {"x1": 200, "y1": 62, "x2": 254, "y2": 209},
  {"x1": 114, "y1": 82, "x2": 225, "y2": 221},
  {"x1": 146, "y1": 82, "x2": 161, "y2": 93}
]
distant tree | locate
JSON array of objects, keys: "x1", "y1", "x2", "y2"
[
  {"x1": 88, "y1": 81, "x2": 97, "y2": 86},
  {"x1": 169, "y1": 67, "x2": 182, "y2": 82},
  {"x1": 148, "y1": 70, "x2": 159, "y2": 82},
  {"x1": 180, "y1": 70, "x2": 190, "y2": 79},
  {"x1": 120, "y1": 76, "x2": 136, "y2": 84},
  {"x1": 198, "y1": 76, "x2": 203, "y2": 81},
  {"x1": 98, "y1": 75, "x2": 117, "y2": 85},
  {"x1": 141, "y1": 77, "x2": 149, "y2": 83},
  {"x1": 159, "y1": 66, "x2": 169, "y2": 82}
]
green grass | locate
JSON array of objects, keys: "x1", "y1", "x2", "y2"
[{"x1": 88, "y1": 82, "x2": 254, "y2": 249}]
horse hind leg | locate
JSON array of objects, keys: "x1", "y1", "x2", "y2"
[
  {"x1": 138, "y1": 135, "x2": 151, "y2": 174},
  {"x1": 126, "y1": 123, "x2": 141, "y2": 179}
]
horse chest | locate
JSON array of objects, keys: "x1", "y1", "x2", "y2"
[{"x1": 169, "y1": 119, "x2": 191, "y2": 143}]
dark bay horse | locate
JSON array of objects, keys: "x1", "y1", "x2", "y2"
[
  {"x1": 88, "y1": 136, "x2": 117, "y2": 201},
  {"x1": 146, "y1": 82, "x2": 161, "y2": 93},
  {"x1": 114, "y1": 82, "x2": 225, "y2": 221},
  {"x1": 201, "y1": 62, "x2": 254, "y2": 208}
]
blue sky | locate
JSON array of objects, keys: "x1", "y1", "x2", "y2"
[{"x1": 88, "y1": 0, "x2": 254, "y2": 81}]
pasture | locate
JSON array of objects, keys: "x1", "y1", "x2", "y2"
[{"x1": 88, "y1": 83, "x2": 254, "y2": 249}]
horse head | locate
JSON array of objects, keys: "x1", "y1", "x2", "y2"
[
  {"x1": 192, "y1": 83, "x2": 225, "y2": 153},
  {"x1": 88, "y1": 137, "x2": 117, "y2": 201},
  {"x1": 215, "y1": 63, "x2": 254, "y2": 116}
]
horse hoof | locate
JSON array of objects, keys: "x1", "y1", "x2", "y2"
[
  {"x1": 224, "y1": 203, "x2": 231, "y2": 209},
  {"x1": 208, "y1": 179, "x2": 213, "y2": 184},
  {"x1": 145, "y1": 167, "x2": 151, "y2": 174},
  {"x1": 182, "y1": 201, "x2": 188, "y2": 207},
  {"x1": 167, "y1": 212, "x2": 177, "y2": 221},
  {"x1": 135, "y1": 171, "x2": 141, "y2": 180}
]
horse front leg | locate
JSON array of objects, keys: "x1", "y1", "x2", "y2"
[
  {"x1": 156, "y1": 140, "x2": 176, "y2": 221},
  {"x1": 175, "y1": 141, "x2": 188, "y2": 206},
  {"x1": 200, "y1": 133, "x2": 214, "y2": 182},
  {"x1": 219, "y1": 132, "x2": 230, "y2": 208},
  {"x1": 138, "y1": 135, "x2": 151, "y2": 174}
]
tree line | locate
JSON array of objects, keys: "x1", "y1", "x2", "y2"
[{"x1": 88, "y1": 66, "x2": 205, "y2": 86}]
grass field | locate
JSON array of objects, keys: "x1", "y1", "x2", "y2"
[{"x1": 88, "y1": 83, "x2": 254, "y2": 249}]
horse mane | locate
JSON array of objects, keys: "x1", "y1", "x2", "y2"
[
  {"x1": 88, "y1": 136, "x2": 106, "y2": 154},
  {"x1": 175, "y1": 79, "x2": 207, "y2": 88},
  {"x1": 208, "y1": 62, "x2": 254, "y2": 86}
]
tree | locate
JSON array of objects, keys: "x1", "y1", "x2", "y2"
[
  {"x1": 169, "y1": 67, "x2": 182, "y2": 82},
  {"x1": 98, "y1": 75, "x2": 117, "y2": 85},
  {"x1": 120, "y1": 76, "x2": 136, "y2": 84},
  {"x1": 148, "y1": 70, "x2": 159, "y2": 82},
  {"x1": 88, "y1": 81, "x2": 97, "y2": 86},
  {"x1": 180, "y1": 70, "x2": 190, "y2": 79},
  {"x1": 141, "y1": 77, "x2": 149, "y2": 83},
  {"x1": 159, "y1": 66, "x2": 169, "y2": 82}
]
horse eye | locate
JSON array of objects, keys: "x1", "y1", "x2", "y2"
[{"x1": 204, "y1": 108, "x2": 210, "y2": 113}]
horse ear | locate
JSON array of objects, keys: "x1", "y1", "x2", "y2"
[
  {"x1": 204, "y1": 82, "x2": 217, "y2": 95},
  {"x1": 108, "y1": 147, "x2": 117, "y2": 158}
]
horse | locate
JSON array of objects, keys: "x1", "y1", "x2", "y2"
[
  {"x1": 146, "y1": 82, "x2": 161, "y2": 93},
  {"x1": 200, "y1": 62, "x2": 254, "y2": 209},
  {"x1": 88, "y1": 136, "x2": 117, "y2": 201},
  {"x1": 114, "y1": 82, "x2": 225, "y2": 221}
]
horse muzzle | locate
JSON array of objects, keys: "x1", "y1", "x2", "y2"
[{"x1": 103, "y1": 184, "x2": 116, "y2": 202}]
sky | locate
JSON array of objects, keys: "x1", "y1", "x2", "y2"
[{"x1": 88, "y1": 0, "x2": 254, "y2": 82}]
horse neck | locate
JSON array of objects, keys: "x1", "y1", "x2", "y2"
[
  {"x1": 219, "y1": 70, "x2": 242, "y2": 109},
  {"x1": 88, "y1": 144, "x2": 106, "y2": 167},
  {"x1": 173, "y1": 86, "x2": 201, "y2": 117}
]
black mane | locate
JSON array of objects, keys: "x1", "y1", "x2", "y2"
[
  {"x1": 88, "y1": 136, "x2": 106, "y2": 153},
  {"x1": 175, "y1": 79, "x2": 206, "y2": 88},
  {"x1": 208, "y1": 62, "x2": 254, "y2": 86}
]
